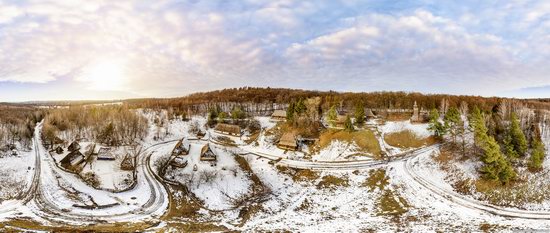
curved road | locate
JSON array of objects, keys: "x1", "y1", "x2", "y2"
[
  {"x1": 25, "y1": 124, "x2": 174, "y2": 224},
  {"x1": 404, "y1": 148, "x2": 550, "y2": 220}
]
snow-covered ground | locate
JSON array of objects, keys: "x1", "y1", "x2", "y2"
[
  {"x1": 0, "y1": 143, "x2": 35, "y2": 202},
  {"x1": 163, "y1": 141, "x2": 252, "y2": 210},
  {"x1": 380, "y1": 120, "x2": 431, "y2": 138}
]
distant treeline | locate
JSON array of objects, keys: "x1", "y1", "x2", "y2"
[
  {"x1": 0, "y1": 106, "x2": 44, "y2": 148},
  {"x1": 124, "y1": 87, "x2": 550, "y2": 113}
]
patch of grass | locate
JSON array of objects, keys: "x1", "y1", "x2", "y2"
[
  {"x1": 473, "y1": 178, "x2": 550, "y2": 208},
  {"x1": 1, "y1": 218, "x2": 155, "y2": 232},
  {"x1": 384, "y1": 112, "x2": 412, "y2": 121},
  {"x1": 164, "y1": 185, "x2": 202, "y2": 219},
  {"x1": 363, "y1": 169, "x2": 390, "y2": 192},
  {"x1": 384, "y1": 130, "x2": 437, "y2": 149},
  {"x1": 319, "y1": 129, "x2": 381, "y2": 157},
  {"x1": 316, "y1": 175, "x2": 349, "y2": 189},
  {"x1": 158, "y1": 222, "x2": 228, "y2": 232},
  {"x1": 292, "y1": 169, "x2": 320, "y2": 182},
  {"x1": 376, "y1": 189, "x2": 409, "y2": 217}
]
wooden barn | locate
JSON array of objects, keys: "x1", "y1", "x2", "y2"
[
  {"x1": 277, "y1": 132, "x2": 298, "y2": 151},
  {"x1": 214, "y1": 123, "x2": 241, "y2": 136},
  {"x1": 172, "y1": 138, "x2": 190, "y2": 156},
  {"x1": 120, "y1": 154, "x2": 135, "y2": 171},
  {"x1": 97, "y1": 147, "x2": 115, "y2": 160},
  {"x1": 271, "y1": 110, "x2": 287, "y2": 121},
  {"x1": 200, "y1": 144, "x2": 217, "y2": 162},
  {"x1": 60, "y1": 150, "x2": 86, "y2": 170}
]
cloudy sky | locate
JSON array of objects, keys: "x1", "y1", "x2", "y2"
[{"x1": 0, "y1": 0, "x2": 549, "y2": 101}]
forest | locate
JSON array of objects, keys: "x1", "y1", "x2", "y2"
[
  {"x1": 0, "y1": 106, "x2": 43, "y2": 150},
  {"x1": 124, "y1": 87, "x2": 550, "y2": 114},
  {"x1": 41, "y1": 106, "x2": 148, "y2": 147}
]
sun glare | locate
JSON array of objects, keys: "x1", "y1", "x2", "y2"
[{"x1": 85, "y1": 60, "x2": 126, "y2": 91}]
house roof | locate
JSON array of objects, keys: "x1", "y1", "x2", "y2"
[
  {"x1": 271, "y1": 110, "x2": 287, "y2": 118},
  {"x1": 68, "y1": 141, "x2": 80, "y2": 151},
  {"x1": 200, "y1": 144, "x2": 216, "y2": 158},
  {"x1": 215, "y1": 123, "x2": 241, "y2": 135},
  {"x1": 366, "y1": 109, "x2": 375, "y2": 117},
  {"x1": 97, "y1": 147, "x2": 115, "y2": 159},
  {"x1": 278, "y1": 132, "x2": 297, "y2": 148}
]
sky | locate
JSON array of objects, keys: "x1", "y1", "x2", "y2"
[{"x1": 0, "y1": 0, "x2": 549, "y2": 101}]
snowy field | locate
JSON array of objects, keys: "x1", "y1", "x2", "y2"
[{"x1": 0, "y1": 143, "x2": 35, "y2": 202}]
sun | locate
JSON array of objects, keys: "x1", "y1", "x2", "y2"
[{"x1": 84, "y1": 60, "x2": 127, "y2": 91}]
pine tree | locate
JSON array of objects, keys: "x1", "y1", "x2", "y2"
[
  {"x1": 344, "y1": 115, "x2": 354, "y2": 132},
  {"x1": 529, "y1": 139, "x2": 546, "y2": 171},
  {"x1": 327, "y1": 106, "x2": 337, "y2": 127},
  {"x1": 354, "y1": 104, "x2": 365, "y2": 126},
  {"x1": 470, "y1": 107, "x2": 516, "y2": 184},
  {"x1": 444, "y1": 106, "x2": 462, "y2": 144},
  {"x1": 286, "y1": 102, "x2": 295, "y2": 121},
  {"x1": 428, "y1": 108, "x2": 446, "y2": 137},
  {"x1": 509, "y1": 113, "x2": 528, "y2": 156}
]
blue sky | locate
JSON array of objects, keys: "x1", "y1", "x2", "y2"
[{"x1": 0, "y1": 0, "x2": 549, "y2": 101}]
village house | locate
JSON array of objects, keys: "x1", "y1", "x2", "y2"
[
  {"x1": 97, "y1": 147, "x2": 116, "y2": 160},
  {"x1": 366, "y1": 108, "x2": 376, "y2": 120},
  {"x1": 214, "y1": 123, "x2": 241, "y2": 136},
  {"x1": 172, "y1": 138, "x2": 190, "y2": 156},
  {"x1": 170, "y1": 156, "x2": 188, "y2": 168},
  {"x1": 271, "y1": 110, "x2": 287, "y2": 121},
  {"x1": 60, "y1": 150, "x2": 86, "y2": 171},
  {"x1": 200, "y1": 143, "x2": 217, "y2": 162},
  {"x1": 277, "y1": 132, "x2": 298, "y2": 151},
  {"x1": 120, "y1": 154, "x2": 134, "y2": 171}
]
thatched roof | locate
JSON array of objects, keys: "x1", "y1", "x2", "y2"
[
  {"x1": 97, "y1": 147, "x2": 115, "y2": 160},
  {"x1": 200, "y1": 144, "x2": 216, "y2": 161},
  {"x1": 271, "y1": 110, "x2": 287, "y2": 118},
  {"x1": 215, "y1": 123, "x2": 241, "y2": 135},
  {"x1": 366, "y1": 109, "x2": 375, "y2": 117},
  {"x1": 278, "y1": 132, "x2": 297, "y2": 148},
  {"x1": 172, "y1": 138, "x2": 190, "y2": 156}
]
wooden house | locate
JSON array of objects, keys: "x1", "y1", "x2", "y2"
[
  {"x1": 120, "y1": 154, "x2": 135, "y2": 171},
  {"x1": 60, "y1": 150, "x2": 85, "y2": 170},
  {"x1": 172, "y1": 138, "x2": 190, "y2": 156},
  {"x1": 170, "y1": 157, "x2": 188, "y2": 168},
  {"x1": 214, "y1": 123, "x2": 241, "y2": 136},
  {"x1": 97, "y1": 147, "x2": 116, "y2": 160},
  {"x1": 200, "y1": 144, "x2": 217, "y2": 162},
  {"x1": 271, "y1": 110, "x2": 287, "y2": 121},
  {"x1": 277, "y1": 132, "x2": 298, "y2": 151}
]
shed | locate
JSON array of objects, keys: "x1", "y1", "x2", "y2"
[
  {"x1": 278, "y1": 132, "x2": 298, "y2": 151},
  {"x1": 200, "y1": 144, "x2": 217, "y2": 161},
  {"x1": 54, "y1": 146, "x2": 64, "y2": 154},
  {"x1": 271, "y1": 110, "x2": 287, "y2": 121},
  {"x1": 97, "y1": 147, "x2": 116, "y2": 160},
  {"x1": 214, "y1": 123, "x2": 241, "y2": 136},
  {"x1": 366, "y1": 109, "x2": 375, "y2": 119}
]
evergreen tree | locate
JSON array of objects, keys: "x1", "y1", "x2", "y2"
[
  {"x1": 502, "y1": 133, "x2": 519, "y2": 160},
  {"x1": 529, "y1": 139, "x2": 546, "y2": 171},
  {"x1": 444, "y1": 106, "x2": 462, "y2": 144},
  {"x1": 354, "y1": 104, "x2": 365, "y2": 125},
  {"x1": 286, "y1": 102, "x2": 296, "y2": 121},
  {"x1": 509, "y1": 113, "x2": 528, "y2": 156},
  {"x1": 344, "y1": 115, "x2": 354, "y2": 132},
  {"x1": 428, "y1": 108, "x2": 446, "y2": 137},
  {"x1": 327, "y1": 106, "x2": 337, "y2": 127},
  {"x1": 470, "y1": 107, "x2": 516, "y2": 184}
]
